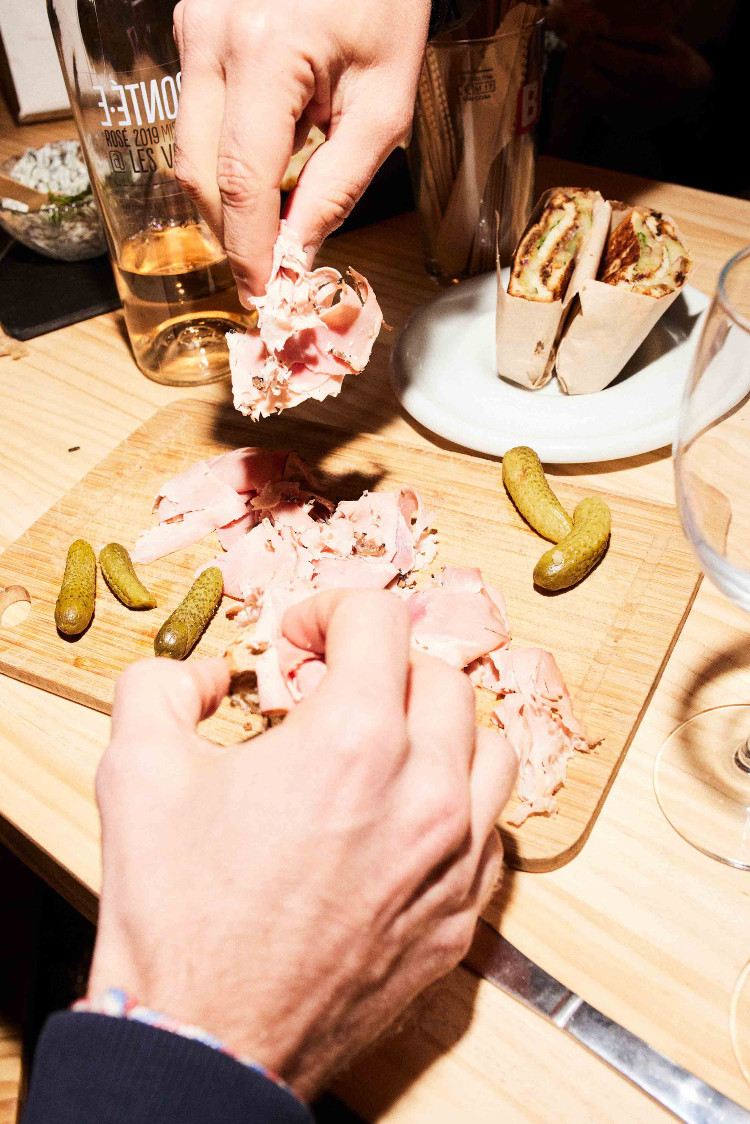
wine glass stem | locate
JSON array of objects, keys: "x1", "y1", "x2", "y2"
[{"x1": 735, "y1": 737, "x2": 750, "y2": 774}]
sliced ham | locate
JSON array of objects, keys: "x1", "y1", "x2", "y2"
[
  {"x1": 154, "y1": 472, "x2": 246, "y2": 525},
  {"x1": 214, "y1": 520, "x2": 313, "y2": 600},
  {"x1": 313, "y1": 556, "x2": 398, "y2": 590},
  {"x1": 398, "y1": 486, "x2": 431, "y2": 542},
  {"x1": 153, "y1": 448, "x2": 286, "y2": 515},
  {"x1": 254, "y1": 646, "x2": 294, "y2": 714},
  {"x1": 240, "y1": 583, "x2": 324, "y2": 713},
  {"x1": 134, "y1": 446, "x2": 436, "y2": 584},
  {"x1": 326, "y1": 490, "x2": 435, "y2": 576},
  {"x1": 228, "y1": 223, "x2": 383, "y2": 420},
  {"x1": 250, "y1": 479, "x2": 307, "y2": 514},
  {"x1": 154, "y1": 461, "x2": 215, "y2": 513},
  {"x1": 216, "y1": 503, "x2": 258, "y2": 550},
  {"x1": 470, "y1": 647, "x2": 599, "y2": 825},
  {"x1": 406, "y1": 567, "x2": 511, "y2": 668},
  {"x1": 207, "y1": 448, "x2": 288, "y2": 494},
  {"x1": 135, "y1": 446, "x2": 595, "y2": 827},
  {"x1": 132, "y1": 510, "x2": 222, "y2": 565},
  {"x1": 134, "y1": 448, "x2": 289, "y2": 565},
  {"x1": 270, "y1": 502, "x2": 318, "y2": 535}
]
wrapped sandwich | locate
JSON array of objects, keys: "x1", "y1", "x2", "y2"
[
  {"x1": 496, "y1": 187, "x2": 611, "y2": 388},
  {"x1": 555, "y1": 205, "x2": 692, "y2": 394}
]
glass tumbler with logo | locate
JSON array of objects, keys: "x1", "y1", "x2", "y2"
[
  {"x1": 48, "y1": 0, "x2": 251, "y2": 385},
  {"x1": 410, "y1": 4, "x2": 544, "y2": 283}
]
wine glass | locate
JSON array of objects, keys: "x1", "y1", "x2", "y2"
[{"x1": 652, "y1": 245, "x2": 750, "y2": 1081}]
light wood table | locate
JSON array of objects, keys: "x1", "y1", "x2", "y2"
[
  {"x1": 3, "y1": 98, "x2": 750, "y2": 1120},
  {"x1": 0, "y1": 1015, "x2": 22, "y2": 1124}
]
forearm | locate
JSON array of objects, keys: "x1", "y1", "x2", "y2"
[{"x1": 23, "y1": 1012, "x2": 312, "y2": 1124}]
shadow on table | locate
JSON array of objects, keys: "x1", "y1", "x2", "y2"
[
  {"x1": 399, "y1": 408, "x2": 673, "y2": 478},
  {"x1": 679, "y1": 635, "x2": 750, "y2": 712},
  {"x1": 326, "y1": 865, "x2": 516, "y2": 1121},
  {"x1": 202, "y1": 399, "x2": 393, "y2": 505},
  {"x1": 607, "y1": 293, "x2": 703, "y2": 390},
  {"x1": 669, "y1": 633, "x2": 750, "y2": 789}
]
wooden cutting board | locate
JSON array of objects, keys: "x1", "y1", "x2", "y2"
[{"x1": 0, "y1": 399, "x2": 700, "y2": 871}]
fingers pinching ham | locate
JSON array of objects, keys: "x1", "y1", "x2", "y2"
[
  {"x1": 132, "y1": 446, "x2": 598, "y2": 824},
  {"x1": 228, "y1": 222, "x2": 383, "y2": 419}
]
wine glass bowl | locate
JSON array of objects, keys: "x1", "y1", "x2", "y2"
[
  {"x1": 655, "y1": 246, "x2": 750, "y2": 868},
  {"x1": 652, "y1": 245, "x2": 750, "y2": 1084}
]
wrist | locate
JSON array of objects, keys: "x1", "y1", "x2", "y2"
[
  {"x1": 76, "y1": 989, "x2": 298, "y2": 1094},
  {"x1": 86, "y1": 947, "x2": 332, "y2": 1101}
]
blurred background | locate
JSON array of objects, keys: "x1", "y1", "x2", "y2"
[{"x1": 539, "y1": 0, "x2": 747, "y2": 199}]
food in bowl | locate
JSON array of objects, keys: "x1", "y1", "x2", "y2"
[
  {"x1": 9, "y1": 139, "x2": 90, "y2": 197},
  {"x1": 0, "y1": 140, "x2": 107, "y2": 261}
]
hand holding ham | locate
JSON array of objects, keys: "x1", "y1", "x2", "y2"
[
  {"x1": 89, "y1": 589, "x2": 517, "y2": 1100},
  {"x1": 172, "y1": 0, "x2": 431, "y2": 300}
]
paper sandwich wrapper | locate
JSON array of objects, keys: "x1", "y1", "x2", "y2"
[
  {"x1": 495, "y1": 188, "x2": 612, "y2": 389},
  {"x1": 555, "y1": 206, "x2": 690, "y2": 395}
]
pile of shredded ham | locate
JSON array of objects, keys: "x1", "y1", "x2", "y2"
[
  {"x1": 227, "y1": 223, "x2": 383, "y2": 420},
  {"x1": 470, "y1": 648, "x2": 600, "y2": 824},
  {"x1": 132, "y1": 446, "x2": 598, "y2": 822}
]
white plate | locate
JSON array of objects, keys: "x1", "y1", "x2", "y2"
[{"x1": 391, "y1": 269, "x2": 710, "y2": 464}]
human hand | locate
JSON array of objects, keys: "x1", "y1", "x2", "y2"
[
  {"x1": 88, "y1": 589, "x2": 517, "y2": 1100},
  {"x1": 172, "y1": 0, "x2": 431, "y2": 300}
]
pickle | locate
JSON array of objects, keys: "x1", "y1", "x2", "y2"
[
  {"x1": 99, "y1": 543, "x2": 156, "y2": 610},
  {"x1": 533, "y1": 496, "x2": 611, "y2": 591},
  {"x1": 154, "y1": 566, "x2": 223, "y2": 659},
  {"x1": 55, "y1": 539, "x2": 96, "y2": 636},
  {"x1": 502, "y1": 446, "x2": 573, "y2": 543}
]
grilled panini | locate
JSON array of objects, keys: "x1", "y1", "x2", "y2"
[
  {"x1": 600, "y1": 207, "x2": 691, "y2": 297},
  {"x1": 554, "y1": 205, "x2": 692, "y2": 395},
  {"x1": 508, "y1": 188, "x2": 602, "y2": 303}
]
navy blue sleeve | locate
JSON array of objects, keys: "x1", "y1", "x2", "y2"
[{"x1": 22, "y1": 1012, "x2": 313, "y2": 1124}]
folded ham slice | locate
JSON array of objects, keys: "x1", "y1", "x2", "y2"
[
  {"x1": 132, "y1": 448, "x2": 291, "y2": 565},
  {"x1": 216, "y1": 503, "x2": 258, "y2": 550},
  {"x1": 133, "y1": 509, "x2": 227, "y2": 566},
  {"x1": 406, "y1": 568, "x2": 511, "y2": 668},
  {"x1": 228, "y1": 223, "x2": 383, "y2": 420},
  {"x1": 213, "y1": 519, "x2": 315, "y2": 600},
  {"x1": 313, "y1": 556, "x2": 398, "y2": 590}
]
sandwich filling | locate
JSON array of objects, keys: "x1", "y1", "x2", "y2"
[
  {"x1": 508, "y1": 188, "x2": 599, "y2": 303},
  {"x1": 600, "y1": 207, "x2": 690, "y2": 297}
]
